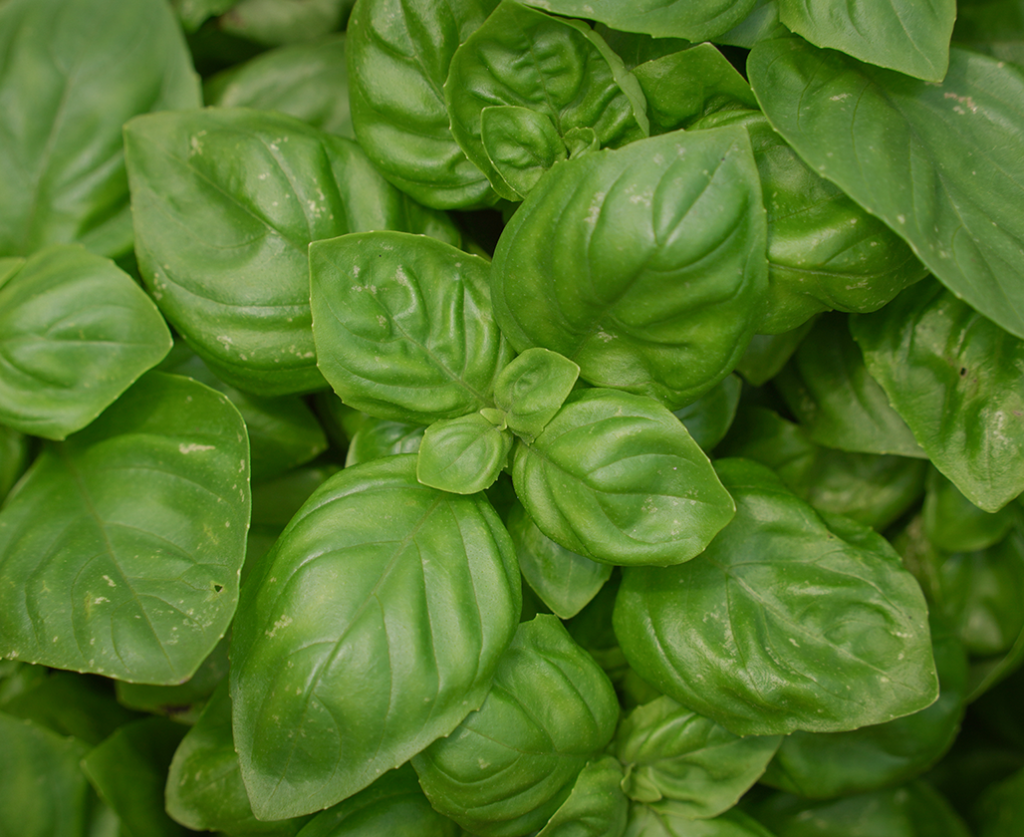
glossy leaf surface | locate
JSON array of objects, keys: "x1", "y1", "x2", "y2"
[
  {"x1": 417, "y1": 412, "x2": 513, "y2": 494},
  {"x1": 0, "y1": 0, "x2": 200, "y2": 259},
  {"x1": 614, "y1": 459, "x2": 938, "y2": 736},
  {"x1": 493, "y1": 348, "x2": 580, "y2": 443},
  {"x1": 412, "y1": 615, "x2": 619, "y2": 837},
  {"x1": 513, "y1": 388, "x2": 736, "y2": 567},
  {"x1": 537, "y1": 756, "x2": 629, "y2": 837},
  {"x1": 481, "y1": 106, "x2": 567, "y2": 199},
  {"x1": 491, "y1": 127, "x2": 767, "y2": 409},
  {"x1": 624, "y1": 805, "x2": 776, "y2": 837},
  {"x1": 126, "y1": 108, "x2": 456, "y2": 395},
  {"x1": 616, "y1": 696, "x2": 781, "y2": 815},
  {"x1": 0, "y1": 372, "x2": 250, "y2": 683},
  {"x1": 749, "y1": 39, "x2": 1024, "y2": 341},
  {"x1": 231, "y1": 456, "x2": 521, "y2": 819},
  {"x1": 311, "y1": 231, "x2": 513, "y2": 424},
  {"x1": 344, "y1": 417, "x2": 425, "y2": 467},
  {"x1": 851, "y1": 281, "x2": 1024, "y2": 511},
  {"x1": 923, "y1": 468, "x2": 1019, "y2": 553},
  {"x1": 672, "y1": 374, "x2": 741, "y2": 453},
  {"x1": 347, "y1": 0, "x2": 498, "y2": 208}
]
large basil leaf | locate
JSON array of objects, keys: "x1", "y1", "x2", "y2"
[
  {"x1": 537, "y1": 757, "x2": 629, "y2": 837},
  {"x1": 775, "y1": 314, "x2": 925, "y2": 457},
  {"x1": 310, "y1": 231, "x2": 513, "y2": 424},
  {"x1": 0, "y1": 712, "x2": 93, "y2": 837},
  {"x1": 205, "y1": 34, "x2": 354, "y2": 138},
  {"x1": 445, "y1": 1, "x2": 647, "y2": 200},
  {"x1": 615, "y1": 695, "x2": 781, "y2": 815},
  {"x1": 776, "y1": 0, "x2": 955, "y2": 81},
  {"x1": 0, "y1": 0, "x2": 200, "y2": 259},
  {"x1": 347, "y1": 0, "x2": 498, "y2": 208},
  {"x1": 614, "y1": 458, "x2": 938, "y2": 736},
  {"x1": 512, "y1": 388, "x2": 736, "y2": 567},
  {"x1": 231, "y1": 455, "x2": 521, "y2": 819},
  {"x1": 761, "y1": 615, "x2": 967, "y2": 798},
  {"x1": 749, "y1": 38, "x2": 1024, "y2": 341},
  {"x1": 412, "y1": 615, "x2": 619, "y2": 837},
  {"x1": 125, "y1": 108, "x2": 458, "y2": 396},
  {"x1": 0, "y1": 245, "x2": 171, "y2": 440},
  {"x1": 519, "y1": 0, "x2": 759, "y2": 42},
  {"x1": 851, "y1": 281, "x2": 1024, "y2": 511},
  {"x1": 0, "y1": 372, "x2": 250, "y2": 684},
  {"x1": 491, "y1": 126, "x2": 767, "y2": 409}
]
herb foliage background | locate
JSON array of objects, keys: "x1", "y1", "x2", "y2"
[{"x1": 1, "y1": 0, "x2": 1023, "y2": 834}]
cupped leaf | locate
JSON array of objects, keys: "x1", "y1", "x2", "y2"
[
  {"x1": 412, "y1": 615, "x2": 619, "y2": 837},
  {"x1": 0, "y1": 244, "x2": 172, "y2": 440},
  {"x1": 512, "y1": 388, "x2": 736, "y2": 567},
  {"x1": 310, "y1": 231, "x2": 513, "y2": 424},
  {"x1": 491, "y1": 126, "x2": 767, "y2": 409},
  {"x1": 851, "y1": 281, "x2": 1024, "y2": 511},
  {"x1": 346, "y1": 0, "x2": 499, "y2": 208},
  {"x1": 417, "y1": 412, "x2": 513, "y2": 494},
  {"x1": 125, "y1": 108, "x2": 457, "y2": 396},
  {"x1": 481, "y1": 105, "x2": 567, "y2": 199},
  {"x1": 493, "y1": 348, "x2": 580, "y2": 443},
  {"x1": 519, "y1": 0, "x2": 760, "y2": 42},
  {"x1": 231, "y1": 456, "x2": 521, "y2": 819},
  {"x1": 616, "y1": 695, "x2": 781, "y2": 816},
  {"x1": 775, "y1": 314, "x2": 925, "y2": 457},
  {"x1": 445, "y1": 1, "x2": 648, "y2": 199},
  {"x1": 537, "y1": 756, "x2": 629, "y2": 837},
  {"x1": 748, "y1": 38, "x2": 1024, "y2": 341},
  {"x1": 507, "y1": 501, "x2": 612, "y2": 620},
  {"x1": 0, "y1": 0, "x2": 200, "y2": 259},
  {"x1": 0, "y1": 372, "x2": 250, "y2": 684},
  {"x1": 345, "y1": 417, "x2": 426, "y2": 466},
  {"x1": 614, "y1": 458, "x2": 938, "y2": 736},
  {"x1": 672, "y1": 373, "x2": 741, "y2": 453},
  {"x1": 204, "y1": 34, "x2": 354, "y2": 137}
]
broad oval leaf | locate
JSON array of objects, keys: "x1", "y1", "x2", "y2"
[
  {"x1": 417, "y1": 412, "x2": 513, "y2": 495},
  {"x1": 481, "y1": 106, "x2": 567, "y2": 199},
  {"x1": 125, "y1": 108, "x2": 458, "y2": 396},
  {"x1": 850, "y1": 281, "x2": 1024, "y2": 511},
  {"x1": 0, "y1": 245, "x2": 172, "y2": 440},
  {"x1": 0, "y1": 0, "x2": 200, "y2": 259},
  {"x1": 491, "y1": 126, "x2": 768, "y2": 409},
  {"x1": 749, "y1": 38, "x2": 1024, "y2": 341},
  {"x1": 0, "y1": 372, "x2": 250, "y2": 684},
  {"x1": 346, "y1": 0, "x2": 499, "y2": 208},
  {"x1": 614, "y1": 458, "x2": 938, "y2": 736},
  {"x1": 777, "y1": 0, "x2": 955, "y2": 81},
  {"x1": 412, "y1": 615, "x2": 619, "y2": 837},
  {"x1": 344, "y1": 417, "x2": 426, "y2": 467},
  {"x1": 493, "y1": 348, "x2": 580, "y2": 443},
  {"x1": 310, "y1": 231, "x2": 513, "y2": 424},
  {"x1": 512, "y1": 388, "x2": 736, "y2": 567},
  {"x1": 520, "y1": 0, "x2": 759, "y2": 42},
  {"x1": 445, "y1": 1, "x2": 648, "y2": 199},
  {"x1": 231, "y1": 455, "x2": 521, "y2": 820}
]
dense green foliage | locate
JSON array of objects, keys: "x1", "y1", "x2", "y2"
[{"x1": 2, "y1": 0, "x2": 1024, "y2": 834}]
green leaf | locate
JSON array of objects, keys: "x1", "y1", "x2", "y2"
[
  {"x1": 81, "y1": 717, "x2": 189, "y2": 837},
  {"x1": 776, "y1": 314, "x2": 925, "y2": 457},
  {"x1": 0, "y1": 712, "x2": 92, "y2": 837},
  {"x1": 614, "y1": 458, "x2": 939, "y2": 736},
  {"x1": 310, "y1": 231, "x2": 513, "y2": 424},
  {"x1": 624, "y1": 804, "x2": 777, "y2": 837},
  {"x1": 491, "y1": 126, "x2": 768, "y2": 409},
  {"x1": 125, "y1": 108, "x2": 458, "y2": 396},
  {"x1": 513, "y1": 388, "x2": 736, "y2": 567},
  {"x1": 412, "y1": 615, "x2": 619, "y2": 837},
  {"x1": 633, "y1": 44, "x2": 758, "y2": 134},
  {"x1": 519, "y1": 0, "x2": 760, "y2": 42},
  {"x1": 748, "y1": 38, "x2": 1024, "y2": 341},
  {"x1": 231, "y1": 455, "x2": 521, "y2": 819},
  {"x1": 417, "y1": 412, "x2": 513, "y2": 494},
  {"x1": 977, "y1": 766, "x2": 1024, "y2": 837},
  {"x1": 953, "y1": 0, "x2": 1024, "y2": 67},
  {"x1": 0, "y1": 424, "x2": 30, "y2": 502},
  {"x1": 537, "y1": 756, "x2": 629, "y2": 837},
  {"x1": 346, "y1": 0, "x2": 499, "y2": 209},
  {"x1": 445, "y1": 1, "x2": 648, "y2": 198},
  {"x1": 0, "y1": 244, "x2": 172, "y2": 440},
  {"x1": 923, "y1": 467, "x2": 1020, "y2": 553},
  {"x1": 480, "y1": 106, "x2": 567, "y2": 199},
  {"x1": 204, "y1": 34, "x2": 354, "y2": 137},
  {"x1": 507, "y1": 501, "x2": 612, "y2": 620},
  {"x1": 0, "y1": 0, "x2": 200, "y2": 259},
  {"x1": 0, "y1": 372, "x2": 250, "y2": 684},
  {"x1": 733, "y1": 319, "x2": 816, "y2": 387},
  {"x1": 851, "y1": 281, "x2": 1024, "y2": 511},
  {"x1": 173, "y1": 0, "x2": 235, "y2": 32},
  {"x1": 345, "y1": 417, "x2": 426, "y2": 466},
  {"x1": 672, "y1": 373, "x2": 741, "y2": 452},
  {"x1": 616, "y1": 695, "x2": 781, "y2": 815},
  {"x1": 762, "y1": 615, "x2": 967, "y2": 798},
  {"x1": 218, "y1": 0, "x2": 352, "y2": 46},
  {"x1": 493, "y1": 348, "x2": 580, "y2": 443},
  {"x1": 777, "y1": 0, "x2": 955, "y2": 81}
]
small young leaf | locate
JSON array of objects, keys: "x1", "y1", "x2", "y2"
[
  {"x1": 481, "y1": 105, "x2": 567, "y2": 200},
  {"x1": 537, "y1": 756, "x2": 629, "y2": 837},
  {"x1": 493, "y1": 348, "x2": 580, "y2": 443},
  {"x1": 417, "y1": 412, "x2": 513, "y2": 494}
]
